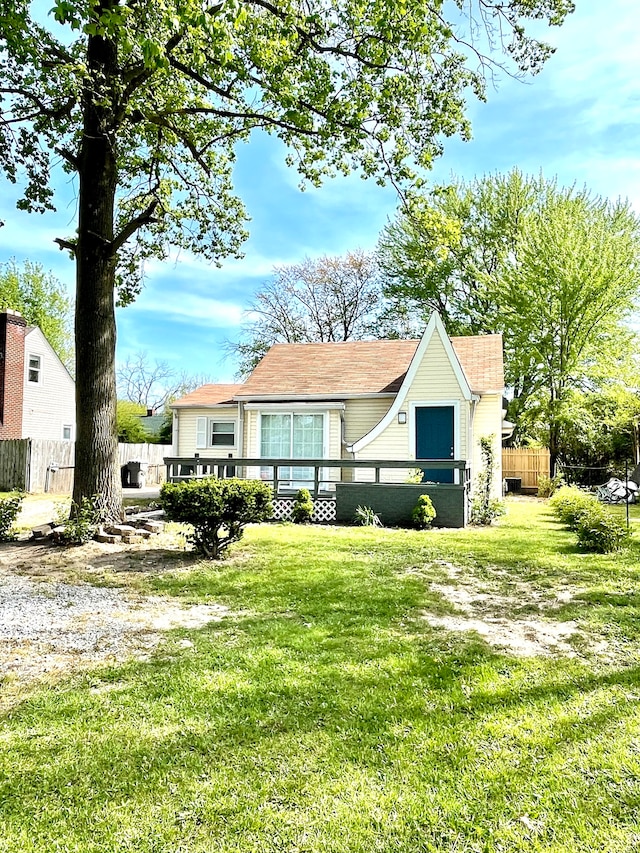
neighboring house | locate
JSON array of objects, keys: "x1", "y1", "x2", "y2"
[
  {"x1": 170, "y1": 313, "x2": 506, "y2": 498},
  {"x1": 138, "y1": 410, "x2": 166, "y2": 441},
  {"x1": 0, "y1": 309, "x2": 75, "y2": 441}
]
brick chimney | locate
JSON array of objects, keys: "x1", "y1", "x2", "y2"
[{"x1": 0, "y1": 310, "x2": 27, "y2": 439}]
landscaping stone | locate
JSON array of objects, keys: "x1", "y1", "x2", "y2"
[
  {"x1": 31, "y1": 523, "x2": 54, "y2": 540},
  {"x1": 106, "y1": 524, "x2": 138, "y2": 537},
  {"x1": 95, "y1": 532, "x2": 121, "y2": 544}
]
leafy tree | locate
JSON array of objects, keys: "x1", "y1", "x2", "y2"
[
  {"x1": 378, "y1": 169, "x2": 542, "y2": 337},
  {"x1": 0, "y1": 259, "x2": 73, "y2": 368},
  {"x1": 378, "y1": 172, "x2": 640, "y2": 470},
  {"x1": 0, "y1": 0, "x2": 573, "y2": 519},
  {"x1": 548, "y1": 385, "x2": 640, "y2": 482},
  {"x1": 233, "y1": 250, "x2": 382, "y2": 376},
  {"x1": 502, "y1": 189, "x2": 640, "y2": 473},
  {"x1": 116, "y1": 400, "x2": 148, "y2": 443}
]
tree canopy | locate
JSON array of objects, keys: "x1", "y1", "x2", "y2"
[
  {"x1": 0, "y1": 0, "x2": 574, "y2": 518},
  {"x1": 379, "y1": 172, "x2": 640, "y2": 472},
  {"x1": 0, "y1": 259, "x2": 73, "y2": 368}
]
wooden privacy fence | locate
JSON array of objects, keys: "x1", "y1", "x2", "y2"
[
  {"x1": 0, "y1": 439, "x2": 171, "y2": 494},
  {"x1": 502, "y1": 447, "x2": 550, "y2": 491}
]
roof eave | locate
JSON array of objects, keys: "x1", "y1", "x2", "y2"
[
  {"x1": 234, "y1": 392, "x2": 397, "y2": 402},
  {"x1": 171, "y1": 401, "x2": 238, "y2": 409}
]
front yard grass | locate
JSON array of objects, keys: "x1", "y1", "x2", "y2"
[{"x1": 1, "y1": 498, "x2": 639, "y2": 852}]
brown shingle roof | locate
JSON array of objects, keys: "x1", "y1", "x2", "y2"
[
  {"x1": 450, "y1": 335, "x2": 504, "y2": 392},
  {"x1": 238, "y1": 334, "x2": 503, "y2": 397},
  {"x1": 172, "y1": 333, "x2": 504, "y2": 407},
  {"x1": 171, "y1": 383, "x2": 244, "y2": 407}
]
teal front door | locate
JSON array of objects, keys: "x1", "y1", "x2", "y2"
[{"x1": 415, "y1": 405, "x2": 455, "y2": 483}]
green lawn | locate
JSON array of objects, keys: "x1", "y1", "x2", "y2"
[{"x1": 1, "y1": 499, "x2": 640, "y2": 852}]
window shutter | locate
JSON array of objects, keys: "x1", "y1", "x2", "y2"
[{"x1": 196, "y1": 417, "x2": 207, "y2": 449}]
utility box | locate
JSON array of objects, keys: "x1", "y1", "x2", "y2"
[{"x1": 127, "y1": 460, "x2": 149, "y2": 488}]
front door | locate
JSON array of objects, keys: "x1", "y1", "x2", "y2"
[{"x1": 415, "y1": 405, "x2": 455, "y2": 483}]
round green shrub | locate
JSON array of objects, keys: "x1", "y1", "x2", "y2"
[
  {"x1": 575, "y1": 503, "x2": 629, "y2": 553},
  {"x1": 412, "y1": 494, "x2": 436, "y2": 529},
  {"x1": 549, "y1": 486, "x2": 596, "y2": 528},
  {"x1": 160, "y1": 477, "x2": 273, "y2": 558},
  {"x1": 0, "y1": 492, "x2": 24, "y2": 541}
]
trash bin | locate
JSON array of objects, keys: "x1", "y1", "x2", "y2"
[
  {"x1": 504, "y1": 477, "x2": 522, "y2": 494},
  {"x1": 121, "y1": 463, "x2": 130, "y2": 488},
  {"x1": 127, "y1": 460, "x2": 149, "y2": 488}
]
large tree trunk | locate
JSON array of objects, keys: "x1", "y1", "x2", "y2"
[{"x1": 72, "y1": 25, "x2": 121, "y2": 522}]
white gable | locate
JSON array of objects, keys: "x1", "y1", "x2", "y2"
[{"x1": 349, "y1": 313, "x2": 472, "y2": 453}]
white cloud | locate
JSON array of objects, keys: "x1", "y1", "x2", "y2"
[{"x1": 123, "y1": 291, "x2": 246, "y2": 328}]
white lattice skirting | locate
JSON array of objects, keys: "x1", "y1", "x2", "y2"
[{"x1": 271, "y1": 498, "x2": 336, "y2": 523}]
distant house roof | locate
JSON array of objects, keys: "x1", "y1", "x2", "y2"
[
  {"x1": 171, "y1": 383, "x2": 244, "y2": 408},
  {"x1": 138, "y1": 413, "x2": 166, "y2": 437},
  {"x1": 171, "y1": 333, "x2": 503, "y2": 407}
]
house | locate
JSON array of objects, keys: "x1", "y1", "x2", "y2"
[
  {"x1": 0, "y1": 309, "x2": 75, "y2": 441},
  {"x1": 170, "y1": 313, "x2": 506, "y2": 512}
]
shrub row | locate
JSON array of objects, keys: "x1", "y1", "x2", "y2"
[{"x1": 549, "y1": 486, "x2": 629, "y2": 553}]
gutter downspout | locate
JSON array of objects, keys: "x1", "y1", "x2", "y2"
[
  {"x1": 469, "y1": 395, "x2": 480, "y2": 490},
  {"x1": 237, "y1": 400, "x2": 244, "y2": 476}
]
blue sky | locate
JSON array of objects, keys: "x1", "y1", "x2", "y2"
[{"x1": 1, "y1": 0, "x2": 639, "y2": 383}]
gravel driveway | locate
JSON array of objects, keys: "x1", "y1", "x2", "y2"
[{"x1": 0, "y1": 531, "x2": 223, "y2": 695}]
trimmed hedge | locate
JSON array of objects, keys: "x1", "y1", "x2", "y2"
[
  {"x1": 549, "y1": 486, "x2": 595, "y2": 527},
  {"x1": 575, "y1": 503, "x2": 630, "y2": 553},
  {"x1": 160, "y1": 477, "x2": 273, "y2": 559}
]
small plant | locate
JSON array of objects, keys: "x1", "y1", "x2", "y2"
[
  {"x1": 291, "y1": 488, "x2": 314, "y2": 524},
  {"x1": 537, "y1": 473, "x2": 565, "y2": 498},
  {"x1": 405, "y1": 468, "x2": 424, "y2": 484},
  {"x1": 354, "y1": 505, "x2": 382, "y2": 527},
  {"x1": 470, "y1": 436, "x2": 505, "y2": 525},
  {"x1": 0, "y1": 492, "x2": 25, "y2": 541},
  {"x1": 411, "y1": 494, "x2": 436, "y2": 529},
  {"x1": 56, "y1": 496, "x2": 103, "y2": 545},
  {"x1": 160, "y1": 477, "x2": 273, "y2": 558}
]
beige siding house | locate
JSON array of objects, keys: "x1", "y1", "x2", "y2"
[{"x1": 171, "y1": 313, "x2": 506, "y2": 498}]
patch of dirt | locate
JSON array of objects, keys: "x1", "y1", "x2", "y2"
[
  {"x1": 0, "y1": 530, "x2": 224, "y2": 705},
  {"x1": 420, "y1": 560, "x2": 600, "y2": 658}
]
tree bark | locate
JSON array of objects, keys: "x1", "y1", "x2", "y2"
[{"x1": 72, "y1": 23, "x2": 121, "y2": 521}]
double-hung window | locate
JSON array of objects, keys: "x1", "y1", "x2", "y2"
[
  {"x1": 28, "y1": 354, "x2": 42, "y2": 384},
  {"x1": 260, "y1": 412, "x2": 324, "y2": 490},
  {"x1": 210, "y1": 421, "x2": 235, "y2": 446},
  {"x1": 196, "y1": 417, "x2": 236, "y2": 449}
]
